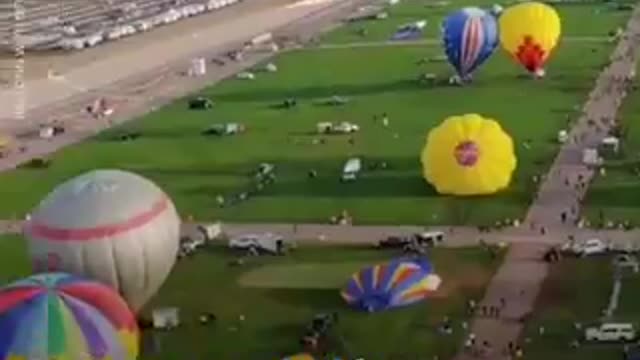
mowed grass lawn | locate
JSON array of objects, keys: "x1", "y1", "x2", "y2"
[
  {"x1": 583, "y1": 60, "x2": 640, "y2": 225},
  {"x1": 323, "y1": 0, "x2": 632, "y2": 44},
  {"x1": 0, "y1": 235, "x2": 31, "y2": 283},
  {"x1": 0, "y1": 235, "x2": 503, "y2": 359},
  {"x1": 0, "y1": 1, "x2": 627, "y2": 225},
  {"x1": 522, "y1": 256, "x2": 640, "y2": 360},
  {"x1": 142, "y1": 245, "x2": 503, "y2": 360}
]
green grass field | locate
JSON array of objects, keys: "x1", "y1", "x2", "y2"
[
  {"x1": 0, "y1": 1, "x2": 630, "y2": 226},
  {"x1": 522, "y1": 256, "x2": 640, "y2": 360},
  {"x1": 142, "y1": 245, "x2": 503, "y2": 360},
  {"x1": 237, "y1": 261, "x2": 372, "y2": 289},
  {"x1": 0, "y1": 235, "x2": 503, "y2": 359},
  {"x1": 0, "y1": 235, "x2": 31, "y2": 283},
  {"x1": 583, "y1": 59, "x2": 640, "y2": 225}
]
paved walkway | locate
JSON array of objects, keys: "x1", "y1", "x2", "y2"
[
  {"x1": 453, "y1": 4, "x2": 640, "y2": 359},
  {"x1": 4, "y1": 217, "x2": 640, "y2": 249},
  {"x1": 0, "y1": 0, "x2": 349, "y2": 123}
]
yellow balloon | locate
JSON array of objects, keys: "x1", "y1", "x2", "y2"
[
  {"x1": 499, "y1": 2, "x2": 561, "y2": 75},
  {"x1": 421, "y1": 114, "x2": 517, "y2": 196}
]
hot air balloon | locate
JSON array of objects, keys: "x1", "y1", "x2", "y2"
[
  {"x1": 499, "y1": 2, "x2": 561, "y2": 77},
  {"x1": 0, "y1": 272, "x2": 138, "y2": 360},
  {"x1": 421, "y1": 113, "x2": 517, "y2": 196},
  {"x1": 442, "y1": 7, "x2": 499, "y2": 82},
  {"x1": 341, "y1": 258, "x2": 441, "y2": 312},
  {"x1": 23, "y1": 169, "x2": 181, "y2": 312}
]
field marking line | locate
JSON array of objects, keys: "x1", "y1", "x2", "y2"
[{"x1": 296, "y1": 36, "x2": 611, "y2": 51}]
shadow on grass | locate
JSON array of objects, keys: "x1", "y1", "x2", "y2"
[
  {"x1": 209, "y1": 79, "x2": 432, "y2": 103},
  {"x1": 264, "y1": 288, "x2": 345, "y2": 309},
  {"x1": 126, "y1": 155, "x2": 532, "y2": 206}
]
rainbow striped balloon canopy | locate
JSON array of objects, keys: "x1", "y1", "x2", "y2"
[
  {"x1": 0, "y1": 272, "x2": 139, "y2": 360},
  {"x1": 341, "y1": 258, "x2": 442, "y2": 312}
]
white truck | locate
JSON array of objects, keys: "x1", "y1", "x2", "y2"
[
  {"x1": 229, "y1": 233, "x2": 292, "y2": 255},
  {"x1": 585, "y1": 323, "x2": 636, "y2": 342},
  {"x1": 561, "y1": 238, "x2": 611, "y2": 256}
]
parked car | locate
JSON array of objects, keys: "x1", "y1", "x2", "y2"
[
  {"x1": 323, "y1": 95, "x2": 349, "y2": 106},
  {"x1": 228, "y1": 233, "x2": 291, "y2": 255},
  {"x1": 177, "y1": 236, "x2": 205, "y2": 258},
  {"x1": 415, "y1": 231, "x2": 445, "y2": 246},
  {"x1": 377, "y1": 231, "x2": 445, "y2": 249},
  {"x1": 333, "y1": 122, "x2": 360, "y2": 133},
  {"x1": 614, "y1": 254, "x2": 640, "y2": 273},
  {"x1": 188, "y1": 96, "x2": 214, "y2": 110},
  {"x1": 561, "y1": 238, "x2": 610, "y2": 256},
  {"x1": 585, "y1": 323, "x2": 636, "y2": 342},
  {"x1": 377, "y1": 235, "x2": 409, "y2": 249},
  {"x1": 316, "y1": 121, "x2": 359, "y2": 134},
  {"x1": 201, "y1": 123, "x2": 244, "y2": 136}
]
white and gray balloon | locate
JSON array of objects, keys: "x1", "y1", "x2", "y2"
[{"x1": 23, "y1": 169, "x2": 180, "y2": 312}]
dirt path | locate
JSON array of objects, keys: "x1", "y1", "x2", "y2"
[
  {"x1": 0, "y1": 0, "x2": 350, "y2": 123},
  {"x1": 0, "y1": 0, "x2": 302, "y2": 82},
  {"x1": 452, "y1": 4, "x2": 640, "y2": 359}
]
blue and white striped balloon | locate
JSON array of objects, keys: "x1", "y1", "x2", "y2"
[{"x1": 442, "y1": 7, "x2": 499, "y2": 80}]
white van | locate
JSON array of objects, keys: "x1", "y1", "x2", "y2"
[
  {"x1": 561, "y1": 238, "x2": 610, "y2": 256},
  {"x1": 229, "y1": 233, "x2": 291, "y2": 254},
  {"x1": 415, "y1": 231, "x2": 445, "y2": 246},
  {"x1": 585, "y1": 323, "x2": 636, "y2": 342}
]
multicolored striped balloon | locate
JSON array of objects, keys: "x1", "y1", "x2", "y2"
[
  {"x1": 341, "y1": 258, "x2": 441, "y2": 312},
  {"x1": 0, "y1": 272, "x2": 139, "y2": 360}
]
